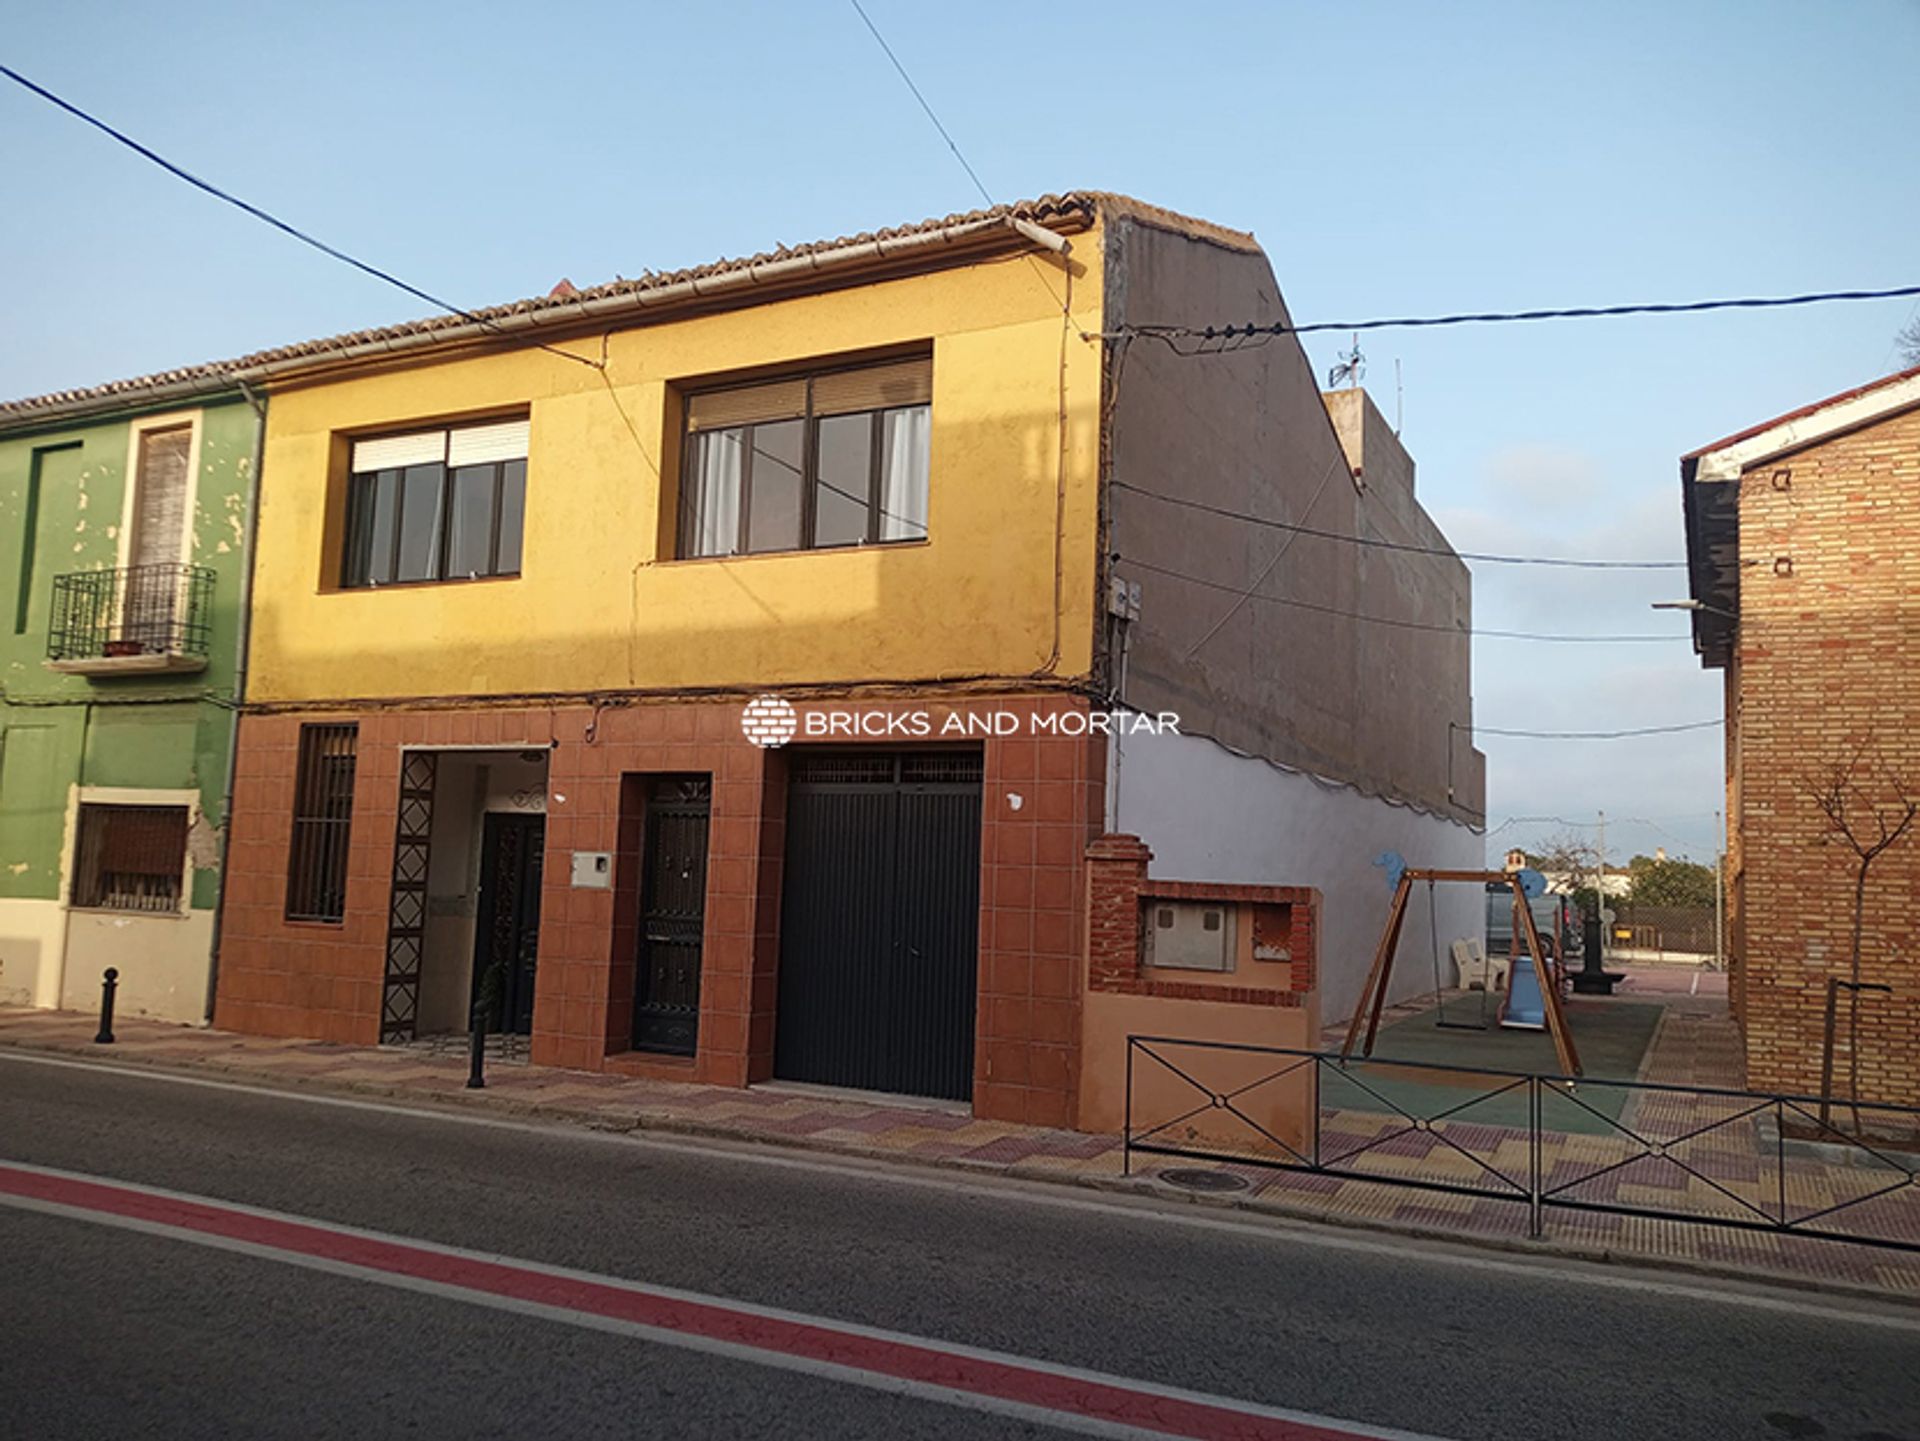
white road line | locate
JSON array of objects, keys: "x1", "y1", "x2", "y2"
[
  {"x1": 2, "y1": 1159, "x2": 1449, "y2": 1441},
  {"x1": 2, "y1": 1045, "x2": 1915, "y2": 1334}
]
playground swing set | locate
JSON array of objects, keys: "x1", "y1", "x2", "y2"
[{"x1": 1339, "y1": 867, "x2": 1583, "y2": 1077}]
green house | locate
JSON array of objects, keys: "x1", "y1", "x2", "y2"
[{"x1": 0, "y1": 371, "x2": 259, "y2": 1023}]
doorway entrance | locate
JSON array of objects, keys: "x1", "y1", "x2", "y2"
[
  {"x1": 474, "y1": 812, "x2": 544, "y2": 1035},
  {"x1": 386, "y1": 747, "x2": 550, "y2": 1045},
  {"x1": 774, "y1": 750, "x2": 983, "y2": 1102}
]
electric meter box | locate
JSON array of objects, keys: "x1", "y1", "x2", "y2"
[{"x1": 1145, "y1": 900, "x2": 1237, "y2": 972}]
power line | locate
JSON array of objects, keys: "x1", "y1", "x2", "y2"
[
  {"x1": 1111, "y1": 480, "x2": 1685, "y2": 570},
  {"x1": 1114, "y1": 553, "x2": 1683, "y2": 642},
  {"x1": 1184, "y1": 453, "x2": 1345, "y2": 658},
  {"x1": 1469, "y1": 720, "x2": 1722, "y2": 739},
  {"x1": 1107, "y1": 283, "x2": 1920, "y2": 348},
  {"x1": 845, "y1": 1, "x2": 1072, "y2": 323},
  {"x1": 0, "y1": 61, "x2": 601, "y2": 371},
  {"x1": 847, "y1": 0, "x2": 993, "y2": 209}
]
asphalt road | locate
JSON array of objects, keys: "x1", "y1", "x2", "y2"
[{"x1": 2, "y1": 1051, "x2": 1916, "y2": 1441}]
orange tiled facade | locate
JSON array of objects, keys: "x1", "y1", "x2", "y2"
[{"x1": 215, "y1": 692, "x2": 1104, "y2": 1127}]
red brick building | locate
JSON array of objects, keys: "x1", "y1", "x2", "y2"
[
  {"x1": 1683, "y1": 366, "x2": 1920, "y2": 1104},
  {"x1": 190, "y1": 193, "x2": 1481, "y2": 1130}
]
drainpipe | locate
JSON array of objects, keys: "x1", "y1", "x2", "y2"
[{"x1": 203, "y1": 380, "x2": 267, "y2": 1023}]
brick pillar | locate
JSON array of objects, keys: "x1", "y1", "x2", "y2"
[{"x1": 1086, "y1": 834, "x2": 1152, "y2": 991}]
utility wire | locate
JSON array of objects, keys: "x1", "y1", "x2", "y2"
[
  {"x1": 1116, "y1": 553, "x2": 1682, "y2": 643},
  {"x1": 1469, "y1": 719, "x2": 1722, "y2": 739},
  {"x1": 1108, "y1": 283, "x2": 1920, "y2": 346},
  {"x1": 845, "y1": 1, "x2": 1072, "y2": 320},
  {"x1": 847, "y1": 0, "x2": 993, "y2": 209},
  {"x1": 0, "y1": 61, "x2": 602, "y2": 371},
  {"x1": 1112, "y1": 480, "x2": 1685, "y2": 569},
  {"x1": 1184, "y1": 453, "x2": 1344, "y2": 659}
]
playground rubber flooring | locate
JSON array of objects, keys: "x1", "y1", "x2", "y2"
[{"x1": 1329, "y1": 997, "x2": 1667, "y2": 1136}]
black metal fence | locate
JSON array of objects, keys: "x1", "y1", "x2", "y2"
[
  {"x1": 1124, "y1": 1036, "x2": 1920, "y2": 1253},
  {"x1": 47, "y1": 563, "x2": 215, "y2": 663}
]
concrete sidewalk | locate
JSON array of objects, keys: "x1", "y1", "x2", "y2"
[{"x1": 4, "y1": 1005, "x2": 1916, "y2": 1301}]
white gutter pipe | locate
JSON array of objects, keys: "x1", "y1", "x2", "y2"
[{"x1": 232, "y1": 213, "x2": 1080, "y2": 385}]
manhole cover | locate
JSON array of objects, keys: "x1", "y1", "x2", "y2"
[{"x1": 1156, "y1": 1167, "x2": 1250, "y2": 1193}]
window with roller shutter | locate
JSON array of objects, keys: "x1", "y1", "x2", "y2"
[
  {"x1": 129, "y1": 425, "x2": 191, "y2": 570},
  {"x1": 122, "y1": 425, "x2": 194, "y2": 645},
  {"x1": 341, "y1": 417, "x2": 528, "y2": 587},
  {"x1": 71, "y1": 804, "x2": 190, "y2": 913},
  {"x1": 679, "y1": 356, "x2": 932, "y2": 558}
]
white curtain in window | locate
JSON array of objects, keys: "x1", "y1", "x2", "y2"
[
  {"x1": 691, "y1": 430, "x2": 745, "y2": 556},
  {"x1": 877, "y1": 406, "x2": 931, "y2": 541}
]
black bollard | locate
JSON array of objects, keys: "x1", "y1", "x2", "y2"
[
  {"x1": 466, "y1": 1000, "x2": 487, "y2": 1090},
  {"x1": 95, "y1": 967, "x2": 119, "y2": 1044}
]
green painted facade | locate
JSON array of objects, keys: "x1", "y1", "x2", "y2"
[{"x1": 0, "y1": 392, "x2": 258, "y2": 1015}]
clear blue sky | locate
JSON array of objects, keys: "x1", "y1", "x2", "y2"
[{"x1": 6, "y1": 0, "x2": 1916, "y2": 867}]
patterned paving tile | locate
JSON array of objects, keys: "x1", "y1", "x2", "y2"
[{"x1": 6, "y1": 1005, "x2": 1918, "y2": 1295}]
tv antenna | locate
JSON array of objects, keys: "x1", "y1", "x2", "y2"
[{"x1": 1327, "y1": 332, "x2": 1365, "y2": 389}]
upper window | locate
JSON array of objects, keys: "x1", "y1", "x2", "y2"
[
  {"x1": 72, "y1": 803, "x2": 188, "y2": 913},
  {"x1": 342, "y1": 418, "x2": 528, "y2": 587},
  {"x1": 679, "y1": 357, "x2": 931, "y2": 559}
]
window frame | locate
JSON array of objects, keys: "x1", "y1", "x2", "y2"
[
  {"x1": 116, "y1": 411, "x2": 203, "y2": 573},
  {"x1": 677, "y1": 359, "x2": 932, "y2": 561},
  {"x1": 341, "y1": 418, "x2": 529, "y2": 589},
  {"x1": 65, "y1": 792, "x2": 196, "y2": 917},
  {"x1": 285, "y1": 723, "x2": 359, "y2": 924}
]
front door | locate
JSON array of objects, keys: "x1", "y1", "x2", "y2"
[
  {"x1": 473, "y1": 813, "x2": 544, "y2": 1035},
  {"x1": 775, "y1": 750, "x2": 982, "y2": 1102},
  {"x1": 633, "y1": 777, "x2": 712, "y2": 1055}
]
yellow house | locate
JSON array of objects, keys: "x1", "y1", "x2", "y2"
[{"x1": 207, "y1": 192, "x2": 1483, "y2": 1130}]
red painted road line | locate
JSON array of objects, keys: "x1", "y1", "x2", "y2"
[{"x1": 0, "y1": 1160, "x2": 1435, "y2": 1441}]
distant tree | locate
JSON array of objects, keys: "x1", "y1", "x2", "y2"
[
  {"x1": 1523, "y1": 830, "x2": 1597, "y2": 876},
  {"x1": 1899, "y1": 315, "x2": 1920, "y2": 369},
  {"x1": 1625, "y1": 854, "x2": 1718, "y2": 908}
]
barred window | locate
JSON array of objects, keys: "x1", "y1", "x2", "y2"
[
  {"x1": 286, "y1": 723, "x2": 358, "y2": 922},
  {"x1": 72, "y1": 804, "x2": 189, "y2": 913}
]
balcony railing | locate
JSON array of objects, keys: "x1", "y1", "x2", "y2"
[{"x1": 46, "y1": 563, "x2": 215, "y2": 675}]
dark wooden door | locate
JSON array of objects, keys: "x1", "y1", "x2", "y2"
[
  {"x1": 775, "y1": 751, "x2": 982, "y2": 1101},
  {"x1": 633, "y1": 777, "x2": 711, "y2": 1055},
  {"x1": 473, "y1": 813, "x2": 544, "y2": 1035}
]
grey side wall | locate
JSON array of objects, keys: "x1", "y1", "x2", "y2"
[
  {"x1": 1111, "y1": 728, "x2": 1484, "y2": 1021},
  {"x1": 1101, "y1": 216, "x2": 1484, "y2": 825}
]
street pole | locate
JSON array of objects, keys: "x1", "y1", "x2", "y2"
[
  {"x1": 1714, "y1": 809, "x2": 1725, "y2": 972},
  {"x1": 1595, "y1": 809, "x2": 1607, "y2": 965}
]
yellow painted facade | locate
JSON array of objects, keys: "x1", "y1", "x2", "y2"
[{"x1": 248, "y1": 233, "x2": 1106, "y2": 703}]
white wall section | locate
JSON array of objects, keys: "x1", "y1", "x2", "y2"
[{"x1": 1110, "y1": 729, "x2": 1483, "y2": 1027}]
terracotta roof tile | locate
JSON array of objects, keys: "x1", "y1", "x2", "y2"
[{"x1": 3, "y1": 191, "x2": 1209, "y2": 425}]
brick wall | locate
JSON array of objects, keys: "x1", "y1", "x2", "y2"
[
  {"x1": 216, "y1": 692, "x2": 1104, "y2": 1127},
  {"x1": 1085, "y1": 835, "x2": 1320, "y2": 1010},
  {"x1": 1732, "y1": 404, "x2": 1920, "y2": 1103}
]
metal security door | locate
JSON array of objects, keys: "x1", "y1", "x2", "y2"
[
  {"x1": 633, "y1": 777, "x2": 711, "y2": 1055},
  {"x1": 775, "y1": 751, "x2": 982, "y2": 1102},
  {"x1": 474, "y1": 813, "x2": 544, "y2": 1035}
]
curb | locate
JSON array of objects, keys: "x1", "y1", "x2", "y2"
[{"x1": 4, "y1": 1033, "x2": 1916, "y2": 1310}]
